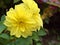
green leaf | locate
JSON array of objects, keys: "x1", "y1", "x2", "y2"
[
  {"x1": 0, "y1": 23, "x2": 6, "y2": 33},
  {"x1": 15, "y1": 37, "x2": 31, "y2": 45},
  {"x1": 0, "y1": 33, "x2": 10, "y2": 39},
  {"x1": 38, "y1": 28, "x2": 47, "y2": 36},
  {"x1": 0, "y1": 38, "x2": 9, "y2": 45},
  {"x1": 36, "y1": 43, "x2": 42, "y2": 45},
  {"x1": 7, "y1": 42, "x2": 15, "y2": 45},
  {"x1": 10, "y1": 36, "x2": 15, "y2": 40},
  {"x1": 7, "y1": 37, "x2": 32, "y2": 45},
  {"x1": 32, "y1": 32, "x2": 39, "y2": 41},
  {"x1": 1, "y1": 15, "x2": 5, "y2": 22},
  {"x1": 14, "y1": 0, "x2": 20, "y2": 3}
]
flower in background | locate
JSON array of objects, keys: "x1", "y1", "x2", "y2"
[
  {"x1": 37, "y1": 0, "x2": 43, "y2": 3},
  {"x1": 43, "y1": 0, "x2": 48, "y2": 2},
  {"x1": 36, "y1": 0, "x2": 48, "y2": 3},
  {"x1": 4, "y1": 0, "x2": 43, "y2": 38},
  {"x1": 49, "y1": 0, "x2": 59, "y2": 3},
  {"x1": 49, "y1": 5, "x2": 57, "y2": 10}
]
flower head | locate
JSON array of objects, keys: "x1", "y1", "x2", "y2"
[{"x1": 4, "y1": 0, "x2": 43, "y2": 38}]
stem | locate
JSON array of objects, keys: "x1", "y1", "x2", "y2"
[{"x1": 46, "y1": 2, "x2": 60, "y2": 8}]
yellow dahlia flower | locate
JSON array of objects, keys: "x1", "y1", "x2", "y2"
[{"x1": 4, "y1": 0, "x2": 43, "y2": 38}]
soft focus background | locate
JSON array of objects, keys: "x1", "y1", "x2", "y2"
[{"x1": 0, "y1": 0, "x2": 60, "y2": 45}]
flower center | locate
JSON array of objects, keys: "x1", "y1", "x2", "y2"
[{"x1": 20, "y1": 21, "x2": 23, "y2": 24}]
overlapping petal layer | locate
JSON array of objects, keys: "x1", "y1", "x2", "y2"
[{"x1": 4, "y1": 0, "x2": 43, "y2": 38}]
